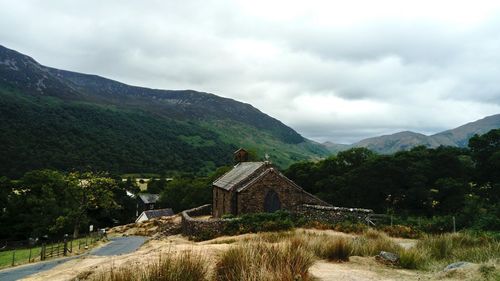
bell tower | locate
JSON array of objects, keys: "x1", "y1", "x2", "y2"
[{"x1": 234, "y1": 148, "x2": 249, "y2": 163}]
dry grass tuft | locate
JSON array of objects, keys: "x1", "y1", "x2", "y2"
[
  {"x1": 92, "y1": 251, "x2": 209, "y2": 281},
  {"x1": 351, "y1": 230, "x2": 402, "y2": 257},
  {"x1": 310, "y1": 236, "x2": 351, "y2": 262},
  {"x1": 214, "y1": 238, "x2": 316, "y2": 281}
]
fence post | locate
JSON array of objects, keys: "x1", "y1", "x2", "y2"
[
  {"x1": 64, "y1": 236, "x2": 68, "y2": 256},
  {"x1": 452, "y1": 216, "x2": 456, "y2": 233},
  {"x1": 29, "y1": 247, "x2": 32, "y2": 263},
  {"x1": 390, "y1": 215, "x2": 393, "y2": 227},
  {"x1": 41, "y1": 243, "x2": 45, "y2": 261},
  {"x1": 11, "y1": 249, "x2": 15, "y2": 266}
]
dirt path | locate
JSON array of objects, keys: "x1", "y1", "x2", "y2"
[{"x1": 310, "y1": 257, "x2": 429, "y2": 281}]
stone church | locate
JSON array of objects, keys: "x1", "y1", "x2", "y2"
[{"x1": 212, "y1": 149, "x2": 329, "y2": 218}]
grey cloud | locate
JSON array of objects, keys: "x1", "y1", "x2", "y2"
[{"x1": 0, "y1": 0, "x2": 499, "y2": 143}]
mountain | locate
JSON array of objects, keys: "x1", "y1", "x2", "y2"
[
  {"x1": 322, "y1": 141, "x2": 350, "y2": 153},
  {"x1": 324, "y1": 114, "x2": 500, "y2": 154},
  {"x1": 431, "y1": 114, "x2": 500, "y2": 147},
  {"x1": 0, "y1": 45, "x2": 329, "y2": 178}
]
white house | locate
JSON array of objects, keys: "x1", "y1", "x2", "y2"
[{"x1": 135, "y1": 208, "x2": 174, "y2": 223}]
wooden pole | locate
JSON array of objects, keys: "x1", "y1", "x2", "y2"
[
  {"x1": 11, "y1": 249, "x2": 15, "y2": 266},
  {"x1": 42, "y1": 244, "x2": 46, "y2": 260},
  {"x1": 28, "y1": 247, "x2": 32, "y2": 263},
  {"x1": 452, "y1": 216, "x2": 456, "y2": 233}
]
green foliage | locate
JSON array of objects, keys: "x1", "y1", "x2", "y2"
[
  {"x1": 147, "y1": 178, "x2": 167, "y2": 194},
  {"x1": 0, "y1": 89, "x2": 235, "y2": 178},
  {"x1": 333, "y1": 220, "x2": 369, "y2": 234},
  {"x1": 378, "y1": 225, "x2": 421, "y2": 239},
  {"x1": 0, "y1": 170, "x2": 125, "y2": 240},
  {"x1": 158, "y1": 166, "x2": 230, "y2": 213},
  {"x1": 158, "y1": 177, "x2": 211, "y2": 213},
  {"x1": 285, "y1": 134, "x2": 500, "y2": 231},
  {"x1": 224, "y1": 211, "x2": 296, "y2": 235}
]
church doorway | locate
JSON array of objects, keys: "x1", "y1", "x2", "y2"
[{"x1": 264, "y1": 190, "x2": 281, "y2": 213}]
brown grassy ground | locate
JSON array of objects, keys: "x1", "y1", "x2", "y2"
[{"x1": 21, "y1": 228, "x2": 498, "y2": 281}]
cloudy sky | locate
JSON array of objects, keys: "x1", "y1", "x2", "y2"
[{"x1": 1, "y1": 0, "x2": 500, "y2": 143}]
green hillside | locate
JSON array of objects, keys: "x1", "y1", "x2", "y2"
[{"x1": 0, "y1": 45, "x2": 329, "y2": 177}]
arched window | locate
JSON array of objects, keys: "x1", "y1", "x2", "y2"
[{"x1": 264, "y1": 190, "x2": 281, "y2": 213}]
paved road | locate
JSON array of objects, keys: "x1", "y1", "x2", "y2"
[
  {"x1": 90, "y1": 236, "x2": 146, "y2": 256},
  {"x1": 0, "y1": 236, "x2": 146, "y2": 281}
]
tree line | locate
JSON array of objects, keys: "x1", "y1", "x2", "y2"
[
  {"x1": 1, "y1": 129, "x2": 498, "y2": 240},
  {"x1": 285, "y1": 129, "x2": 500, "y2": 231},
  {"x1": 0, "y1": 171, "x2": 137, "y2": 240}
]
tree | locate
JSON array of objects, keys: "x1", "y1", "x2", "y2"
[
  {"x1": 65, "y1": 172, "x2": 120, "y2": 237},
  {"x1": 15, "y1": 170, "x2": 70, "y2": 238},
  {"x1": 0, "y1": 177, "x2": 12, "y2": 239},
  {"x1": 158, "y1": 166, "x2": 231, "y2": 212},
  {"x1": 336, "y1": 148, "x2": 375, "y2": 171},
  {"x1": 469, "y1": 129, "x2": 500, "y2": 202},
  {"x1": 147, "y1": 178, "x2": 167, "y2": 194}
]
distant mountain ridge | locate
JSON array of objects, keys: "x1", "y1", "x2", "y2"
[
  {"x1": 0, "y1": 45, "x2": 328, "y2": 177},
  {"x1": 324, "y1": 114, "x2": 500, "y2": 154}
]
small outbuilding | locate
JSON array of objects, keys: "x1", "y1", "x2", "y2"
[
  {"x1": 135, "y1": 208, "x2": 174, "y2": 223},
  {"x1": 136, "y1": 193, "x2": 160, "y2": 217}
]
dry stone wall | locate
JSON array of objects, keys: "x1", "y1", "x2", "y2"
[
  {"x1": 181, "y1": 204, "x2": 231, "y2": 239},
  {"x1": 181, "y1": 203, "x2": 374, "y2": 240},
  {"x1": 294, "y1": 204, "x2": 373, "y2": 224}
]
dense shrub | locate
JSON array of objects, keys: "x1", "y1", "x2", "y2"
[
  {"x1": 224, "y1": 211, "x2": 296, "y2": 235},
  {"x1": 397, "y1": 247, "x2": 429, "y2": 270},
  {"x1": 333, "y1": 220, "x2": 369, "y2": 234},
  {"x1": 378, "y1": 225, "x2": 421, "y2": 239}
]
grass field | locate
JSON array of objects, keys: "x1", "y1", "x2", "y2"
[{"x1": 0, "y1": 237, "x2": 100, "y2": 269}]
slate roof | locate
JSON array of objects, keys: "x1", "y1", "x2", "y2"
[
  {"x1": 213, "y1": 162, "x2": 266, "y2": 191},
  {"x1": 143, "y1": 208, "x2": 174, "y2": 219},
  {"x1": 138, "y1": 193, "x2": 160, "y2": 204}
]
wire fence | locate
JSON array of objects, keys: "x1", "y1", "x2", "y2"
[
  {"x1": 0, "y1": 233, "x2": 103, "y2": 269},
  {"x1": 362, "y1": 213, "x2": 461, "y2": 238}
]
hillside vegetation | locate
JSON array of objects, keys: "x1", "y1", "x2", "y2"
[
  {"x1": 287, "y1": 129, "x2": 500, "y2": 232},
  {"x1": 0, "y1": 45, "x2": 328, "y2": 178}
]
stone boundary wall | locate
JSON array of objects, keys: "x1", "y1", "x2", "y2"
[
  {"x1": 294, "y1": 204, "x2": 373, "y2": 224},
  {"x1": 181, "y1": 204, "x2": 231, "y2": 238},
  {"x1": 181, "y1": 203, "x2": 374, "y2": 239}
]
